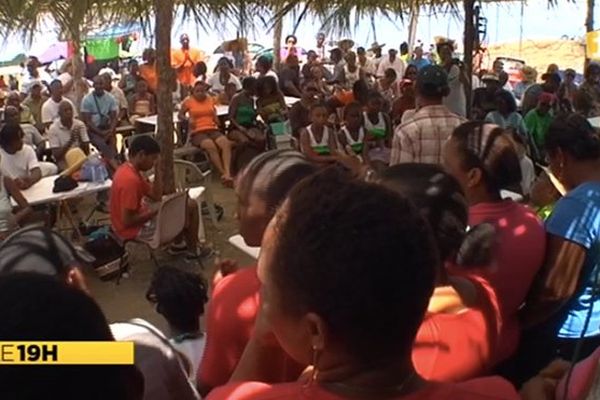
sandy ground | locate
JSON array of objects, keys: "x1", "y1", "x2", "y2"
[
  {"x1": 81, "y1": 176, "x2": 252, "y2": 333},
  {"x1": 486, "y1": 39, "x2": 586, "y2": 73}
]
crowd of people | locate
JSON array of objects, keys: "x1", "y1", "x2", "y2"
[{"x1": 2, "y1": 30, "x2": 600, "y2": 400}]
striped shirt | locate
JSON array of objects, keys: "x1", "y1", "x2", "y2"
[{"x1": 390, "y1": 105, "x2": 466, "y2": 165}]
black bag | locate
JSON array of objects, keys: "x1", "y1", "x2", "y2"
[
  {"x1": 53, "y1": 175, "x2": 78, "y2": 193},
  {"x1": 84, "y1": 228, "x2": 129, "y2": 282}
]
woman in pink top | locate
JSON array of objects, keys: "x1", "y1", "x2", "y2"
[
  {"x1": 380, "y1": 164, "x2": 502, "y2": 382},
  {"x1": 442, "y1": 121, "x2": 546, "y2": 363},
  {"x1": 208, "y1": 170, "x2": 518, "y2": 400}
]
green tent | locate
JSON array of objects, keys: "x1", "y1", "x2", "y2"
[{"x1": 84, "y1": 38, "x2": 119, "y2": 61}]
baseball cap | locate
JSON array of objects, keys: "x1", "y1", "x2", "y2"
[
  {"x1": 0, "y1": 227, "x2": 94, "y2": 276},
  {"x1": 481, "y1": 73, "x2": 500, "y2": 82},
  {"x1": 416, "y1": 65, "x2": 449, "y2": 97}
]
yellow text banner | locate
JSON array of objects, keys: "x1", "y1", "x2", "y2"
[{"x1": 0, "y1": 342, "x2": 134, "y2": 365}]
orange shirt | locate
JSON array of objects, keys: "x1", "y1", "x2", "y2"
[
  {"x1": 139, "y1": 63, "x2": 158, "y2": 93},
  {"x1": 335, "y1": 90, "x2": 355, "y2": 106},
  {"x1": 412, "y1": 275, "x2": 501, "y2": 382},
  {"x1": 110, "y1": 163, "x2": 152, "y2": 240},
  {"x1": 172, "y1": 48, "x2": 204, "y2": 86},
  {"x1": 198, "y1": 267, "x2": 302, "y2": 389},
  {"x1": 183, "y1": 96, "x2": 218, "y2": 134},
  {"x1": 206, "y1": 377, "x2": 519, "y2": 400}
]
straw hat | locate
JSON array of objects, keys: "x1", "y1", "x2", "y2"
[
  {"x1": 369, "y1": 42, "x2": 385, "y2": 52},
  {"x1": 223, "y1": 37, "x2": 248, "y2": 52},
  {"x1": 338, "y1": 39, "x2": 355, "y2": 49},
  {"x1": 61, "y1": 148, "x2": 88, "y2": 177},
  {"x1": 520, "y1": 66, "x2": 538, "y2": 82}
]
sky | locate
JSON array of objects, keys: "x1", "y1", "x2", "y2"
[{"x1": 0, "y1": 0, "x2": 595, "y2": 61}]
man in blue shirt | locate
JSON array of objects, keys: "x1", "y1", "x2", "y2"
[
  {"x1": 81, "y1": 75, "x2": 119, "y2": 171},
  {"x1": 409, "y1": 47, "x2": 431, "y2": 71}
]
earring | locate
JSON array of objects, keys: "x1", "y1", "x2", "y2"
[{"x1": 310, "y1": 344, "x2": 320, "y2": 384}]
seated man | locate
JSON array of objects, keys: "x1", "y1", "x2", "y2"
[
  {"x1": 101, "y1": 73, "x2": 129, "y2": 124},
  {"x1": 110, "y1": 135, "x2": 203, "y2": 260},
  {"x1": 41, "y1": 79, "x2": 78, "y2": 128},
  {"x1": 48, "y1": 101, "x2": 90, "y2": 170},
  {"x1": 4, "y1": 105, "x2": 45, "y2": 156},
  {"x1": 81, "y1": 75, "x2": 120, "y2": 171},
  {"x1": 5, "y1": 91, "x2": 35, "y2": 125},
  {"x1": 0, "y1": 124, "x2": 57, "y2": 190}
]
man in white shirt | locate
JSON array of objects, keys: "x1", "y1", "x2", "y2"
[
  {"x1": 0, "y1": 124, "x2": 44, "y2": 189},
  {"x1": 41, "y1": 80, "x2": 77, "y2": 128},
  {"x1": 369, "y1": 42, "x2": 385, "y2": 72},
  {"x1": 357, "y1": 47, "x2": 376, "y2": 78},
  {"x1": 48, "y1": 101, "x2": 90, "y2": 170},
  {"x1": 377, "y1": 48, "x2": 405, "y2": 80},
  {"x1": 253, "y1": 56, "x2": 279, "y2": 83},
  {"x1": 20, "y1": 57, "x2": 51, "y2": 95}
]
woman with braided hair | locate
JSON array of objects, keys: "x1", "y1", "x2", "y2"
[
  {"x1": 442, "y1": 121, "x2": 546, "y2": 365},
  {"x1": 380, "y1": 164, "x2": 502, "y2": 381}
]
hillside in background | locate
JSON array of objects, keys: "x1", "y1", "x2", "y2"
[{"x1": 486, "y1": 39, "x2": 586, "y2": 73}]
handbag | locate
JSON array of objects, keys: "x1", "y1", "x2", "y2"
[{"x1": 53, "y1": 175, "x2": 78, "y2": 193}]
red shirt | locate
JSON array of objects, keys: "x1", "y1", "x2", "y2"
[
  {"x1": 413, "y1": 275, "x2": 501, "y2": 382},
  {"x1": 199, "y1": 267, "x2": 302, "y2": 388},
  {"x1": 110, "y1": 163, "x2": 152, "y2": 240},
  {"x1": 206, "y1": 377, "x2": 519, "y2": 400},
  {"x1": 463, "y1": 200, "x2": 545, "y2": 362}
]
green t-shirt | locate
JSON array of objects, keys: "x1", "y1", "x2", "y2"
[{"x1": 524, "y1": 109, "x2": 554, "y2": 149}]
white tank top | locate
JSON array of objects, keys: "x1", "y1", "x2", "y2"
[
  {"x1": 341, "y1": 126, "x2": 365, "y2": 145},
  {"x1": 363, "y1": 112, "x2": 386, "y2": 131},
  {"x1": 344, "y1": 65, "x2": 361, "y2": 87},
  {"x1": 341, "y1": 126, "x2": 365, "y2": 154},
  {"x1": 304, "y1": 125, "x2": 332, "y2": 155}
]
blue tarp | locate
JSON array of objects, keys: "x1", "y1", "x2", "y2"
[{"x1": 86, "y1": 22, "x2": 141, "y2": 40}]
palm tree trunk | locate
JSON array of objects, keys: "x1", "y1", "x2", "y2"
[
  {"x1": 586, "y1": 0, "x2": 595, "y2": 66},
  {"x1": 407, "y1": 6, "x2": 419, "y2": 52},
  {"x1": 70, "y1": 36, "x2": 85, "y2": 109},
  {"x1": 463, "y1": 0, "x2": 475, "y2": 118},
  {"x1": 155, "y1": 0, "x2": 175, "y2": 194},
  {"x1": 273, "y1": 7, "x2": 283, "y2": 72}
]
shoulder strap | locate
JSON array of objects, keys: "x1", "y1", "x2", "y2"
[
  {"x1": 124, "y1": 320, "x2": 193, "y2": 377},
  {"x1": 92, "y1": 94, "x2": 104, "y2": 117}
]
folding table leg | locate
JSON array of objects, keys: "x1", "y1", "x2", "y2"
[{"x1": 60, "y1": 200, "x2": 83, "y2": 242}]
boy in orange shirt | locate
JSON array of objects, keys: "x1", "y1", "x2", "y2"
[{"x1": 110, "y1": 135, "x2": 203, "y2": 260}]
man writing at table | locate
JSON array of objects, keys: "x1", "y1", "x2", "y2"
[
  {"x1": 48, "y1": 101, "x2": 90, "y2": 171},
  {"x1": 110, "y1": 135, "x2": 206, "y2": 261}
]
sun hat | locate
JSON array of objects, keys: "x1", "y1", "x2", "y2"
[
  {"x1": 369, "y1": 42, "x2": 386, "y2": 51},
  {"x1": 62, "y1": 147, "x2": 88, "y2": 177}
]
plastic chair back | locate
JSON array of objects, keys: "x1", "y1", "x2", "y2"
[{"x1": 147, "y1": 191, "x2": 187, "y2": 249}]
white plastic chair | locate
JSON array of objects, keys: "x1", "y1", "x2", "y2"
[
  {"x1": 173, "y1": 159, "x2": 219, "y2": 227},
  {"x1": 129, "y1": 191, "x2": 188, "y2": 266}
]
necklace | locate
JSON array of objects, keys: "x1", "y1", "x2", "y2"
[{"x1": 320, "y1": 372, "x2": 416, "y2": 399}]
